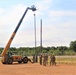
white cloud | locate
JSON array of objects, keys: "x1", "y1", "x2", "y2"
[
  {"x1": 36, "y1": 0, "x2": 52, "y2": 10},
  {"x1": 35, "y1": 0, "x2": 52, "y2": 16},
  {"x1": 0, "y1": 4, "x2": 36, "y2": 47},
  {"x1": 0, "y1": 8, "x2": 4, "y2": 14},
  {"x1": 0, "y1": 0, "x2": 76, "y2": 47},
  {"x1": 0, "y1": 4, "x2": 35, "y2": 28},
  {"x1": 41, "y1": 19, "x2": 76, "y2": 47},
  {"x1": 49, "y1": 10, "x2": 76, "y2": 16}
]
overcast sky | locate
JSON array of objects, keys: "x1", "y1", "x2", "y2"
[{"x1": 0, "y1": 0, "x2": 76, "y2": 47}]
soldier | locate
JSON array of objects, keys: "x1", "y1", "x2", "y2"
[
  {"x1": 43, "y1": 55, "x2": 46, "y2": 66},
  {"x1": 46, "y1": 54, "x2": 48, "y2": 65},
  {"x1": 50, "y1": 54, "x2": 56, "y2": 66},
  {"x1": 39, "y1": 54, "x2": 43, "y2": 65},
  {"x1": 43, "y1": 54, "x2": 48, "y2": 66},
  {"x1": 32, "y1": 54, "x2": 35, "y2": 63}
]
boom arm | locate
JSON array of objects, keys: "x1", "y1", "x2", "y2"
[{"x1": 1, "y1": 5, "x2": 36, "y2": 57}]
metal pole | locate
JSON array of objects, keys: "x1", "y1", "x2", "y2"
[
  {"x1": 40, "y1": 19, "x2": 42, "y2": 53},
  {"x1": 34, "y1": 14, "x2": 36, "y2": 53},
  {"x1": 34, "y1": 13, "x2": 38, "y2": 63}
]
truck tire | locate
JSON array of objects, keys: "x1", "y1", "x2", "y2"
[
  {"x1": 2, "y1": 62, "x2": 6, "y2": 64},
  {"x1": 22, "y1": 57, "x2": 28, "y2": 63},
  {"x1": 7, "y1": 58, "x2": 13, "y2": 64}
]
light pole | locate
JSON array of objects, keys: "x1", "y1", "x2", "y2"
[
  {"x1": 34, "y1": 14, "x2": 36, "y2": 53},
  {"x1": 34, "y1": 13, "x2": 38, "y2": 63},
  {"x1": 40, "y1": 19, "x2": 42, "y2": 53}
]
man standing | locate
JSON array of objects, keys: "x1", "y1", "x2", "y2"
[
  {"x1": 43, "y1": 54, "x2": 46, "y2": 66},
  {"x1": 43, "y1": 54, "x2": 48, "y2": 66},
  {"x1": 46, "y1": 54, "x2": 48, "y2": 65},
  {"x1": 39, "y1": 54, "x2": 43, "y2": 65},
  {"x1": 50, "y1": 54, "x2": 56, "y2": 66}
]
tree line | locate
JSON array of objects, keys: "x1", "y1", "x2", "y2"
[{"x1": 0, "y1": 40, "x2": 76, "y2": 56}]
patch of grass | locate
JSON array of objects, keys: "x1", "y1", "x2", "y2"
[
  {"x1": 0, "y1": 57, "x2": 2, "y2": 61},
  {"x1": 55, "y1": 56, "x2": 76, "y2": 64}
]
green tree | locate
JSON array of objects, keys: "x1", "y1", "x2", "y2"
[
  {"x1": 0, "y1": 47, "x2": 4, "y2": 54},
  {"x1": 70, "y1": 40, "x2": 76, "y2": 52},
  {"x1": 51, "y1": 46, "x2": 56, "y2": 50}
]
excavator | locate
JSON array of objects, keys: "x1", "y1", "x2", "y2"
[{"x1": 1, "y1": 5, "x2": 36, "y2": 64}]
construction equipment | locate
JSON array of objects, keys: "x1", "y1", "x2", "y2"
[{"x1": 1, "y1": 5, "x2": 36, "y2": 64}]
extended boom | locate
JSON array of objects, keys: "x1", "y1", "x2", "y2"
[{"x1": 1, "y1": 5, "x2": 36, "y2": 64}]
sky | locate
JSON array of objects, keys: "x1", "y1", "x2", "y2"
[{"x1": 0, "y1": 0, "x2": 76, "y2": 47}]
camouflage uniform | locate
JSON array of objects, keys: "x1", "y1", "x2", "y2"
[
  {"x1": 39, "y1": 54, "x2": 43, "y2": 65},
  {"x1": 43, "y1": 54, "x2": 48, "y2": 66},
  {"x1": 46, "y1": 54, "x2": 48, "y2": 65},
  {"x1": 50, "y1": 55, "x2": 56, "y2": 66},
  {"x1": 43, "y1": 55, "x2": 46, "y2": 66},
  {"x1": 33, "y1": 55, "x2": 35, "y2": 63}
]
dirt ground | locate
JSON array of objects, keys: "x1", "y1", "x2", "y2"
[{"x1": 0, "y1": 62, "x2": 76, "y2": 75}]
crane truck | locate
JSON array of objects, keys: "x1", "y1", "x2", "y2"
[{"x1": 1, "y1": 5, "x2": 36, "y2": 64}]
